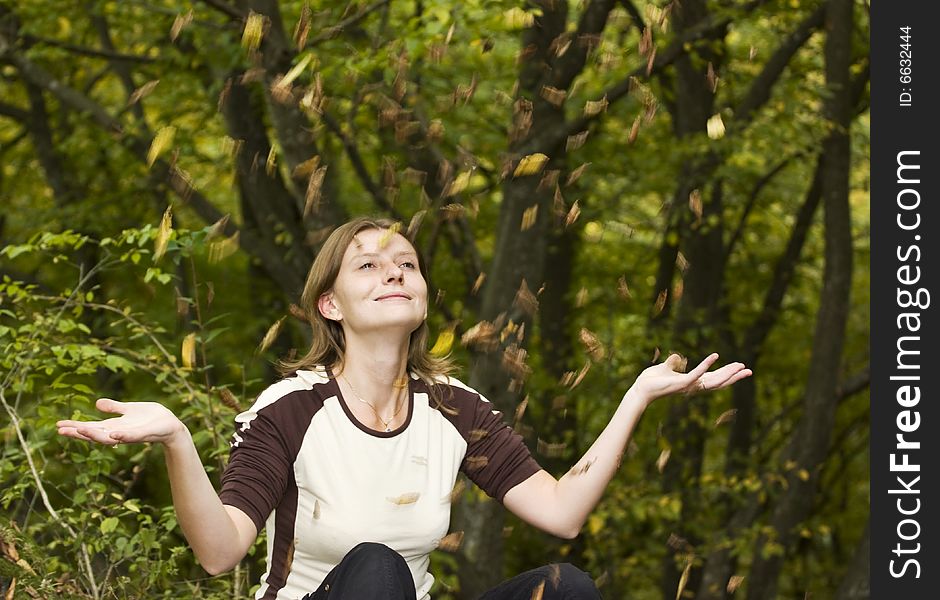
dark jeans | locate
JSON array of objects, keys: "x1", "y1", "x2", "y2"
[{"x1": 301, "y1": 542, "x2": 602, "y2": 600}]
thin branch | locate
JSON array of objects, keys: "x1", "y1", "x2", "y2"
[
  {"x1": 306, "y1": 0, "x2": 392, "y2": 47},
  {"x1": 198, "y1": 0, "x2": 245, "y2": 22},
  {"x1": 320, "y1": 109, "x2": 403, "y2": 220},
  {"x1": 21, "y1": 34, "x2": 160, "y2": 63}
]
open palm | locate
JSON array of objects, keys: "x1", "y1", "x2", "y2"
[
  {"x1": 57, "y1": 398, "x2": 184, "y2": 446},
  {"x1": 631, "y1": 353, "x2": 751, "y2": 405}
]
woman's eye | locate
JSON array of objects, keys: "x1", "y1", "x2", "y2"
[
  {"x1": 359, "y1": 262, "x2": 376, "y2": 269},
  {"x1": 401, "y1": 261, "x2": 416, "y2": 269}
]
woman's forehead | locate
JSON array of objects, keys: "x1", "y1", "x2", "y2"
[{"x1": 346, "y1": 228, "x2": 416, "y2": 255}]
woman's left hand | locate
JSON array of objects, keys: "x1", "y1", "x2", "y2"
[{"x1": 629, "y1": 353, "x2": 752, "y2": 407}]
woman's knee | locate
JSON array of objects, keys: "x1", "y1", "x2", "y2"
[
  {"x1": 345, "y1": 542, "x2": 407, "y2": 570},
  {"x1": 553, "y1": 563, "x2": 601, "y2": 599}
]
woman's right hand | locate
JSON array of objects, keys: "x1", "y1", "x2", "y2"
[{"x1": 57, "y1": 398, "x2": 187, "y2": 447}]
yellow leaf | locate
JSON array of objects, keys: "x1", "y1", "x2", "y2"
[
  {"x1": 154, "y1": 206, "x2": 173, "y2": 261},
  {"x1": 707, "y1": 113, "x2": 725, "y2": 139},
  {"x1": 277, "y1": 53, "x2": 314, "y2": 89},
  {"x1": 437, "y1": 531, "x2": 464, "y2": 552},
  {"x1": 587, "y1": 513, "x2": 605, "y2": 535},
  {"x1": 181, "y1": 333, "x2": 196, "y2": 369},
  {"x1": 208, "y1": 231, "x2": 240, "y2": 263},
  {"x1": 430, "y1": 330, "x2": 455, "y2": 357},
  {"x1": 446, "y1": 170, "x2": 472, "y2": 197},
  {"x1": 513, "y1": 153, "x2": 549, "y2": 177},
  {"x1": 242, "y1": 12, "x2": 266, "y2": 52},
  {"x1": 675, "y1": 559, "x2": 692, "y2": 600},
  {"x1": 583, "y1": 96, "x2": 608, "y2": 117},
  {"x1": 727, "y1": 575, "x2": 745, "y2": 593},
  {"x1": 504, "y1": 7, "x2": 536, "y2": 29},
  {"x1": 387, "y1": 492, "x2": 420, "y2": 505},
  {"x1": 147, "y1": 126, "x2": 176, "y2": 167},
  {"x1": 520, "y1": 205, "x2": 538, "y2": 230},
  {"x1": 258, "y1": 317, "x2": 285, "y2": 353}
]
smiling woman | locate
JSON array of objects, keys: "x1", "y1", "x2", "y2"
[{"x1": 56, "y1": 216, "x2": 751, "y2": 600}]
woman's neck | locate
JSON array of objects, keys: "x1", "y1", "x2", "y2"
[{"x1": 338, "y1": 334, "x2": 410, "y2": 413}]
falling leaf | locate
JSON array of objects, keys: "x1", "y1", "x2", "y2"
[
  {"x1": 798, "y1": 468, "x2": 810, "y2": 481},
  {"x1": 656, "y1": 448, "x2": 671, "y2": 473},
  {"x1": 461, "y1": 320, "x2": 498, "y2": 351},
  {"x1": 706, "y1": 62, "x2": 719, "y2": 93},
  {"x1": 277, "y1": 54, "x2": 314, "y2": 92},
  {"x1": 564, "y1": 200, "x2": 581, "y2": 228},
  {"x1": 749, "y1": 46, "x2": 758, "y2": 61},
  {"x1": 639, "y1": 27, "x2": 653, "y2": 56},
  {"x1": 629, "y1": 115, "x2": 642, "y2": 144},
  {"x1": 675, "y1": 559, "x2": 692, "y2": 600},
  {"x1": 714, "y1": 409, "x2": 737, "y2": 427},
  {"x1": 170, "y1": 10, "x2": 193, "y2": 41},
  {"x1": 537, "y1": 439, "x2": 568, "y2": 458},
  {"x1": 175, "y1": 288, "x2": 190, "y2": 316},
  {"x1": 304, "y1": 165, "x2": 328, "y2": 216},
  {"x1": 445, "y1": 170, "x2": 472, "y2": 197},
  {"x1": 208, "y1": 231, "x2": 240, "y2": 263},
  {"x1": 181, "y1": 332, "x2": 196, "y2": 369},
  {"x1": 727, "y1": 575, "x2": 745, "y2": 593},
  {"x1": 128, "y1": 80, "x2": 159, "y2": 106},
  {"x1": 406, "y1": 210, "x2": 426, "y2": 239},
  {"x1": 507, "y1": 397, "x2": 527, "y2": 428},
  {"x1": 514, "y1": 153, "x2": 549, "y2": 177},
  {"x1": 707, "y1": 113, "x2": 725, "y2": 139},
  {"x1": 294, "y1": 4, "x2": 311, "y2": 50},
  {"x1": 258, "y1": 317, "x2": 285, "y2": 353},
  {"x1": 502, "y1": 345, "x2": 532, "y2": 381},
  {"x1": 579, "y1": 328, "x2": 606, "y2": 361},
  {"x1": 675, "y1": 251, "x2": 689, "y2": 273},
  {"x1": 147, "y1": 126, "x2": 176, "y2": 167},
  {"x1": 206, "y1": 214, "x2": 230, "y2": 241},
  {"x1": 242, "y1": 11, "x2": 266, "y2": 52},
  {"x1": 513, "y1": 280, "x2": 539, "y2": 315},
  {"x1": 471, "y1": 272, "x2": 486, "y2": 295},
  {"x1": 530, "y1": 580, "x2": 545, "y2": 600},
  {"x1": 653, "y1": 289, "x2": 668, "y2": 316},
  {"x1": 689, "y1": 189, "x2": 703, "y2": 223},
  {"x1": 583, "y1": 96, "x2": 608, "y2": 117},
  {"x1": 504, "y1": 7, "x2": 536, "y2": 29},
  {"x1": 218, "y1": 388, "x2": 240, "y2": 411},
  {"x1": 265, "y1": 147, "x2": 277, "y2": 176},
  {"x1": 540, "y1": 85, "x2": 567, "y2": 107},
  {"x1": 465, "y1": 456, "x2": 489, "y2": 470},
  {"x1": 378, "y1": 222, "x2": 403, "y2": 248},
  {"x1": 565, "y1": 163, "x2": 591, "y2": 187},
  {"x1": 387, "y1": 492, "x2": 420, "y2": 505},
  {"x1": 154, "y1": 206, "x2": 173, "y2": 261},
  {"x1": 430, "y1": 330, "x2": 455, "y2": 357},
  {"x1": 438, "y1": 531, "x2": 465, "y2": 552},
  {"x1": 594, "y1": 571, "x2": 610, "y2": 588},
  {"x1": 445, "y1": 479, "x2": 466, "y2": 503},
  {"x1": 617, "y1": 276, "x2": 632, "y2": 299},
  {"x1": 520, "y1": 205, "x2": 538, "y2": 231},
  {"x1": 566, "y1": 130, "x2": 589, "y2": 152},
  {"x1": 313, "y1": 499, "x2": 321, "y2": 520},
  {"x1": 646, "y1": 47, "x2": 657, "y2": 75}
]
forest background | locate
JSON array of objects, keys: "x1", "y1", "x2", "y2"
[{"x1": 0, "y1": 0, "x2": 869, "y2": 598}]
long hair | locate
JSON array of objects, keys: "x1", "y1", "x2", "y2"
[{"x1": 279, "y1": 217, "x2": 454, "y2": 396}]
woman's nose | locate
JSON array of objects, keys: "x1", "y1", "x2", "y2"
[{"x1": 386, "y1": 264, "x2": 404, "y2": 283}]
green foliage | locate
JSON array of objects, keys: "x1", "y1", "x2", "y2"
[{"x1": 0, "y1": 229, "x2": 260, "y2": 598}]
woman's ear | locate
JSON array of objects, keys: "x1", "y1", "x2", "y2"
[{"x1": 318, "y1": 293, "x2": 343, "y2": 322}]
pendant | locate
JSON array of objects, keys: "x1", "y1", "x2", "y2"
[{"x1": 385, "y1": 426, "x2": 391, "y2": 432}]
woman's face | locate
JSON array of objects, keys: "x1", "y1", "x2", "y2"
[{"x1": 319, "y1": 228, "x2": 428, "y2": 337}]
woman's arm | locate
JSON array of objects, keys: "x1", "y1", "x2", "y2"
[
  {"x1": 503, "y1": 353, "x2": 751, "y2": 539},
  {"x1": 57, "y1": 398, "x2": 257, "y2": 575}
]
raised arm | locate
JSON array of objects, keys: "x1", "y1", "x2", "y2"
[
  {"x1": 503, "y1": 353, "x2": 751, "y2": 539},
  {"x1": 56, "y1": 398, "x2": 257, "y2": 575}
]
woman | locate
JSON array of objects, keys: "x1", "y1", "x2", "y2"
[{"x1": 57, "y1": 217, "x2": 751, "y2": 600}]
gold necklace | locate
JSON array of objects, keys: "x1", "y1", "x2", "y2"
[{"x1": 341, "y1": 374, "x2": 406, "y2": 432}]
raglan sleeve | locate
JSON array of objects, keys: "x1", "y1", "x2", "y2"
[
  {"x1": 218, "y1": 390, "x2": 297, "y2": 533},
  {"x1": 458, "y1": 389, "x2": 542, "y2": 502}
]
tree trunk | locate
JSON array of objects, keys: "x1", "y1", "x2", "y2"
[{"x1": 744, "y1": 0, "x2": 854, "y2": 596}]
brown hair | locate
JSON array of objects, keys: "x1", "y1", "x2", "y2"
[{"x1": 279, "y1": 217, "x2": 454, "y2": 394}]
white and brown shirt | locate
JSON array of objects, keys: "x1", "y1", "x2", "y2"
[{"x1": 219, "y1": 367, "x2": 541, "y2": 600}]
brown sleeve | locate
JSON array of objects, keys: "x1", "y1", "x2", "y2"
[
  {"x1": 219, "y1": 390, "x2": 320, "y2": 532},
  {"x1": 455, "y1": 390, "x2": 541, "y2": 502}
]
